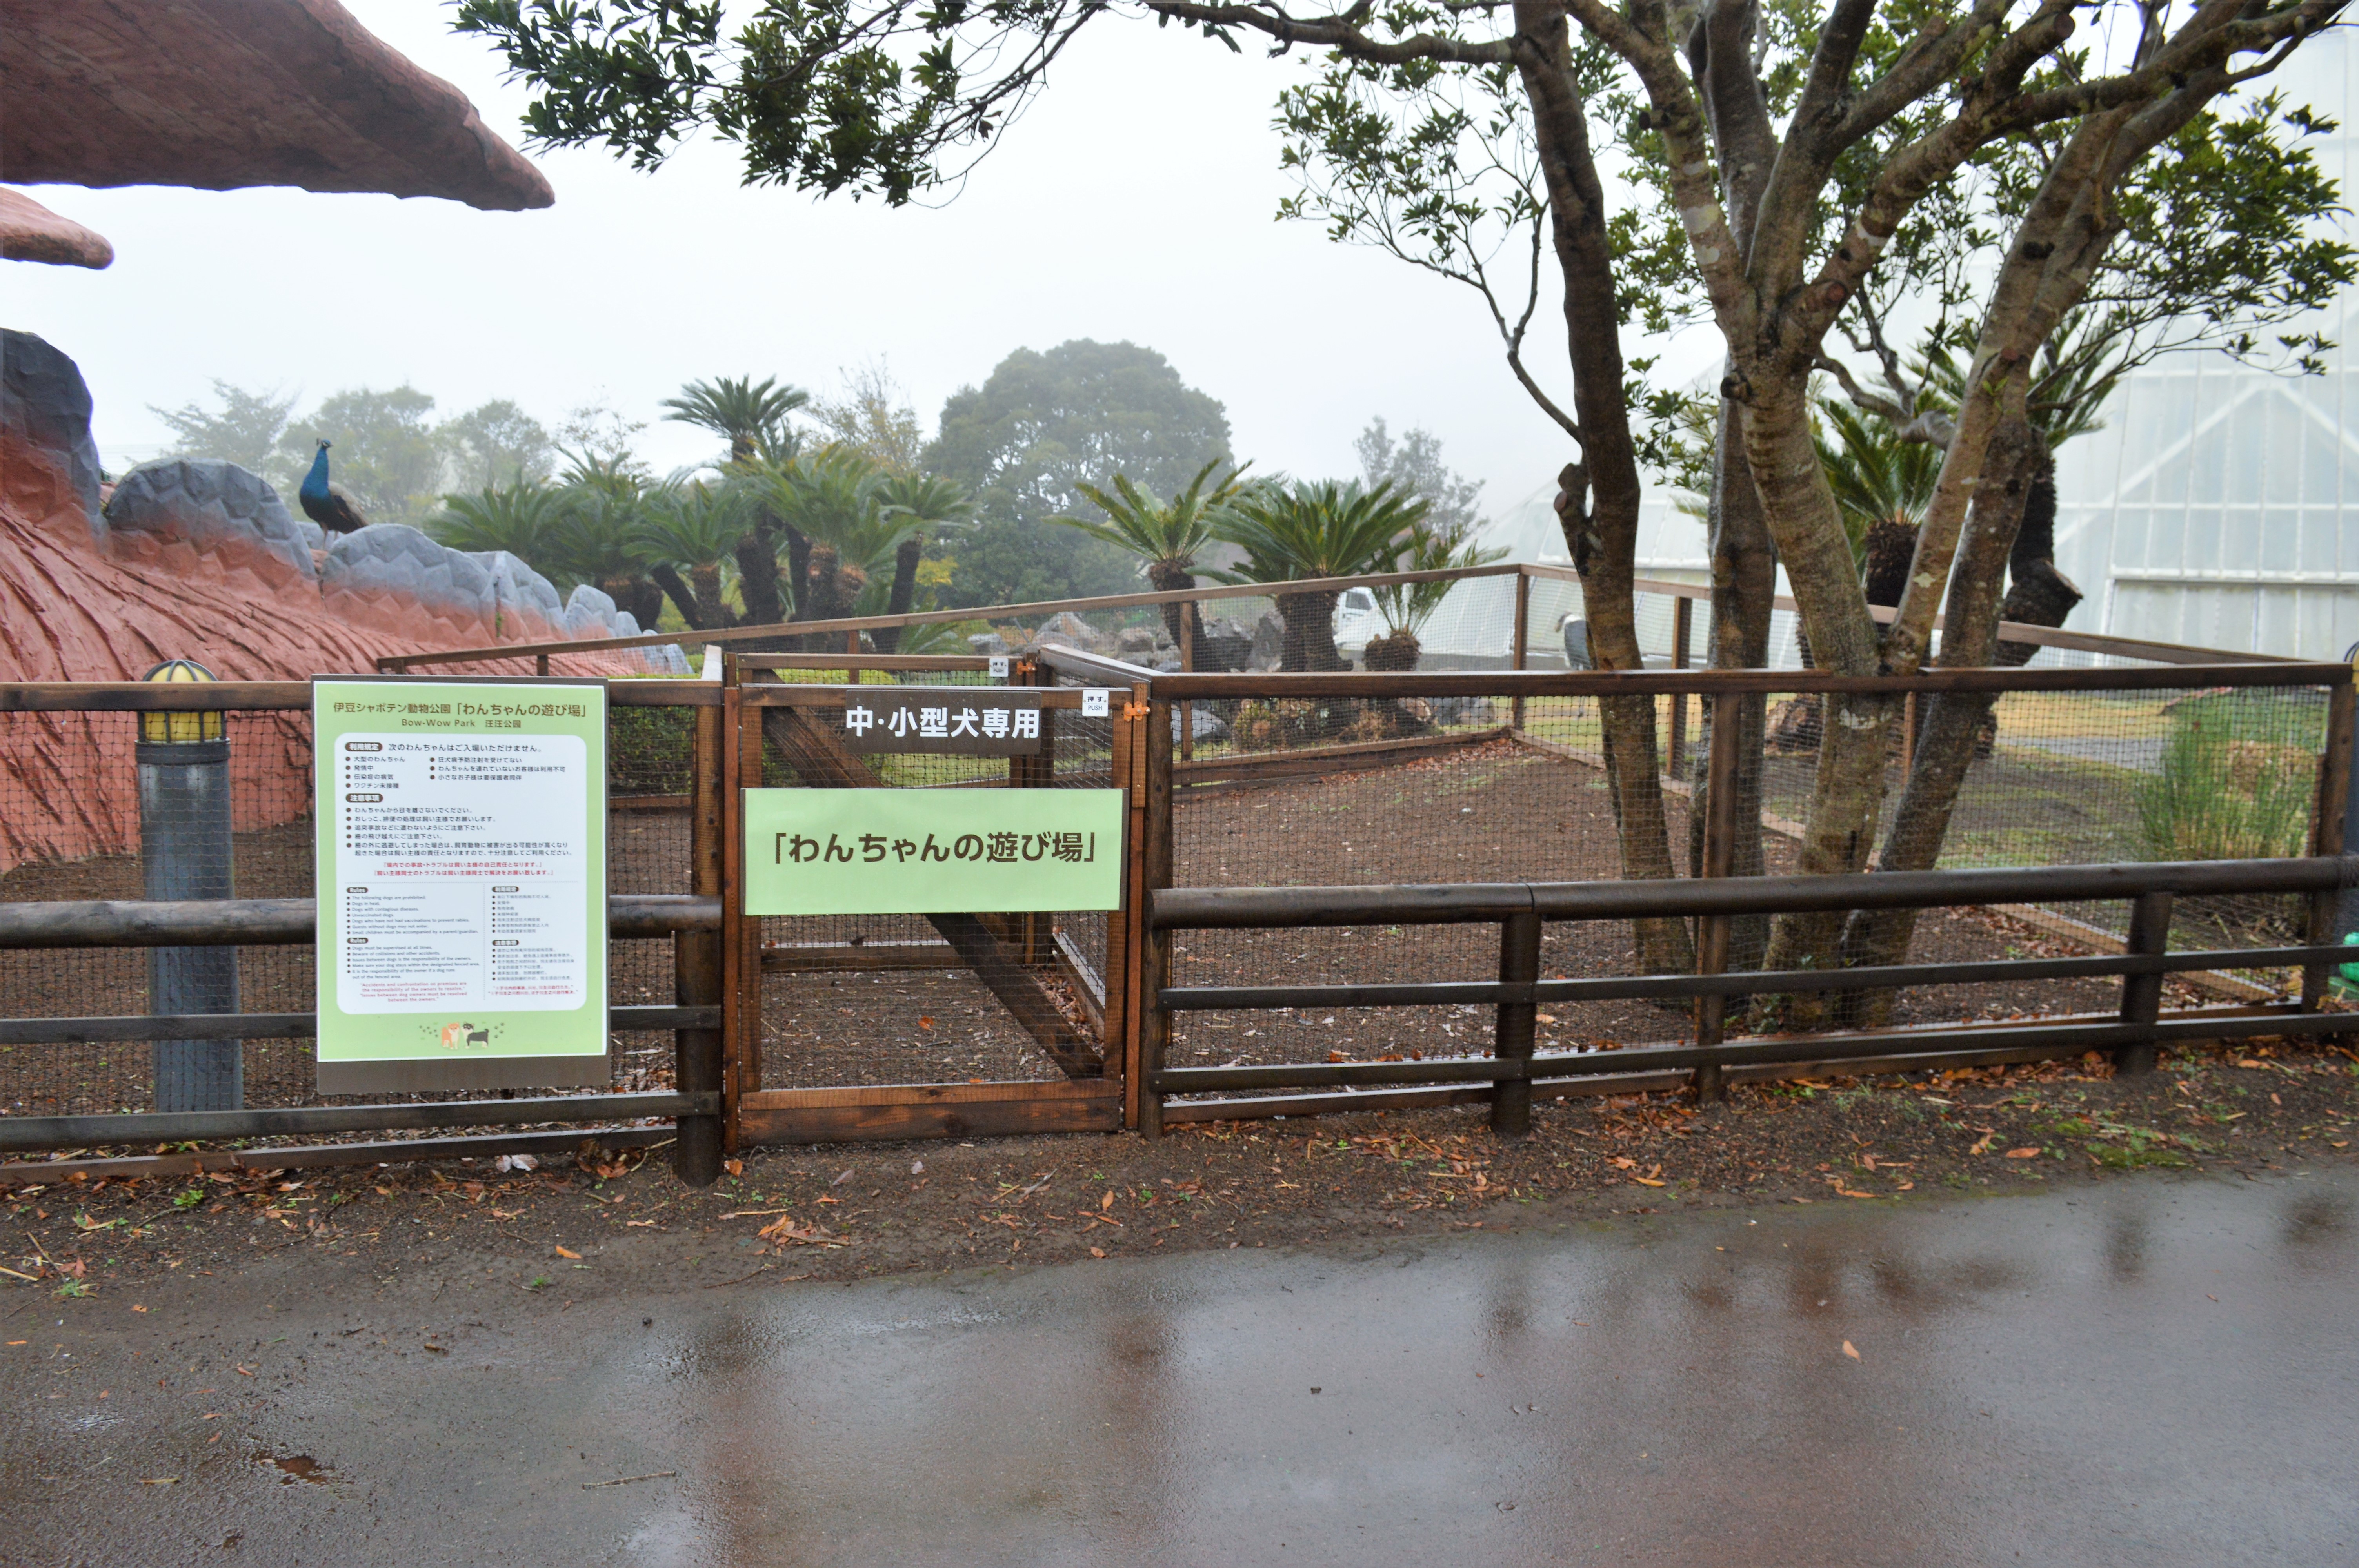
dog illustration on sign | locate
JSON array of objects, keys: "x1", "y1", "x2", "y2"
[{"x1": 440, "y1": 1022, "x2": 493, "y2": 1050}]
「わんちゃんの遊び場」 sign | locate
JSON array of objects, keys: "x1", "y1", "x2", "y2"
[
  {"x1": 742, "y1": 789, "x2": 1125, "y2": 916},
  {"x1": 312, "y1": 679, "x2": 609, "y2": 1093}
]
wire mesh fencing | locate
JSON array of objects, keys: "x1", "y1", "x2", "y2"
[
  {"x1": 0, "y1": 692, "x2": 710, "y2": 1131},
  {"x1": 1152, "y1": 661, "x2": 2348, "y2": 1099},
  {"x1": 747, "y1": 664, "x2": 1122, "y2": 1091}
]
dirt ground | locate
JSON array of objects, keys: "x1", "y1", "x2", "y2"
[{"x1": 6, "y1": 1041, "x2": 2354, "y2": 1315}]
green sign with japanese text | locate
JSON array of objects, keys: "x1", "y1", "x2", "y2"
[
  {"x1": 313, "y1": 678, "x2": 609, "y2": 1093},
  {"x1": 743, "y1": 788, "x2": 1125, "y2": 915}
]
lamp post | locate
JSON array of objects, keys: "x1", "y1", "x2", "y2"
[{"x1": 139, "y1": 659, "x2": 240, "y2": 1111}]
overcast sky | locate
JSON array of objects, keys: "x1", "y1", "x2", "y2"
[{"x1": 6, "y1": 0, "x2": 1725, "y2": 535}]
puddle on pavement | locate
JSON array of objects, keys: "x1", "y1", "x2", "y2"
[{"x1": 256, "y1": 1453, "x2": 333, "y2": 1485}]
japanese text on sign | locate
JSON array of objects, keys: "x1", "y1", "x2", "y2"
[
  {"x1": 743, "y1": 788, "x2": 1124, "y2": 916},
  {"x1": 837, "y1": 692, "x2": 1046, "y2": 756}
]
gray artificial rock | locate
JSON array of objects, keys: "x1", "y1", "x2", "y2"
[
  {"x1": 1037, "y1": 610, "x2": 1103, "y2": 650},
  {"x1": 322, "y1": 523, "x2": 498, "y2": 626},
  {"x1": 103, "y1": 459, "x2": 316, "y2": 579},
  {"x1": 642, "y1": 642, "x2": 693, "y2": 675},
  {"x1": 967, "y1": 632, "x2": 1009, "y2": 657},
  {"x1": 1172, "y1": 705, "x2": 1228, "y2": 743},
  {"x1": 1, "y1": 328, "x2": 104, "y2": 528},
  {"x1": 295, "y1": 519, "x2": 325, "y2": 552},
  {"x1": 612, "y1": 610, "x2": 643, "y2": 638},
  {"x1": 563, "y1": 583, "x2": 623, "y2": 640},
  {"x1": 1194, "y1": 616, "x2": 1254, "y2": 673},
  {"x1": 1429, "y1": 696, "x2": 1499, "y2": 727},
  {"x1": 1117, "y1": 625, "x2": 1161, "y2": 656},
  {"x1": 1249, "y1": 609, "x2": 1285, "y2": 671},
  {"x1": 468, "y1": 550, "x2": 566, "y2": 637}
]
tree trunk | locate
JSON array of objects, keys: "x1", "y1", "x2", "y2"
[
  {"x1": 1835, "y1": 414, "x2": 2046, "y2": 1024},
  {"x1": 1363, "y1": 628, "x2": 1420, "y2": 671},
  {"x1": 650, "y1": 563, "x2": 703, "y2": 631},
  {"x1": 1692, "y1": 390, "x2": 1781, "y2": 944},
  {"x1": 1513, "y1": 0, "x2": 1692, "y2": 979},
  {"x1": 603, "y1": 575, "x2": 664, "y2": 635},
  {"x1": 690, "y1": 560, "x2": 728, "y2": 632},
  {"x1": 735, "y1": 521, "x2": 784, "y2": 628},
  {"x1": 1738, "y1": 378, "x2": 1897, "y2": 1014},
  {"x1": 1146, "y1": 560, "x2": 1196, "y2": 646},
  {"x1": 1274, "y1": 589, "x2": 1343, "y2": 672},
  {"x1": 873, "y1": 534, "x2": 926, "y2": 653}
]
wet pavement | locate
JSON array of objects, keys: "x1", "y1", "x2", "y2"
[{"x1": 6, "y1": 1169, "x2": 2357, "y2": 1566}]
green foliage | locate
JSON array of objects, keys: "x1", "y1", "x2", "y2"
[
  {"x1": 279, "y1": 385, "x2": 448, "y2": 524},
  {"x1": 150, "y1": 381, "x2": 296, "y2": 480},
  {"x1": 1052, "y1": 459, "x2": 1248, "y2": 587},
  {"x1": 760, "y1": 445, "x2": 915, "y2": 572},
  {"x1": 1374, "y1": 515, "x2": 1505, "y2": 639},
  {"x1": 662, "y1": 375, "x2": 810, "y2": 464},
  {"x1": 1814, "y1": 399, "x2": 1941, "y2": 563},
  {"x1": 454, "y1": 0, "x2": 1099, "y2": 203},
  {"x1": 442, "y1": 399, "x2": 554, "y2": 489},
  {"x1": 2135, "y1": 700, "x2": 2314, "y2": 864},
  {"x1": 924, "y1": 340, "x2": 1231, "y2": 608},
  {"x1": 1213, "y1": 479, "x2": 1428, "y2": 586},
  {"x1": 429, "y1": 478, "x2": 568, "y2": 564}
]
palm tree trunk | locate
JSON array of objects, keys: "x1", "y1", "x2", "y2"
[
  {"x1": 874, "y1": 534, "x2": 925, "y2": 654},
  {"x1": 650, "y1": 564, "x2": 704, "y2": 630},
  {"x1": 1275, "y1": 590, "x2": 1343, "y2": 672},
  {"x1": 735, "y1": 519, "x2": 784, "y2": 627},
  {"x1": 1147, "y1": 561, "x2": 1196, "y2": 646},
  {"x1": 690, "y1": 561, "x2": 727, "y2": 632}
]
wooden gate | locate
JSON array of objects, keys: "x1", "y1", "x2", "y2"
[{"x1": 716, "y1": 653, "x2": 1158, "y2": 1146}]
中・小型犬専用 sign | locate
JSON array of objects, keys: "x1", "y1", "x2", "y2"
[
  {"x1": 836, "y1": 691, "x2": 1046, "y2": 756},
  {"x1": 743, "y1": 788, "x2": 1124, "y2": 915}
]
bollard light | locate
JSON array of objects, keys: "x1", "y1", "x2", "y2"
[{"x1": 138, "y1": 658, "x2": 241, "y2": 1112}]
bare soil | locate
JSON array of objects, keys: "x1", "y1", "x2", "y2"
[{"x1": 6, "y1": 1043, "x2": 2354, "y2": 1312}]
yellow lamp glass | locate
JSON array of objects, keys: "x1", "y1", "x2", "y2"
[{"x1": 139, "y1": 659, "x2": 225, "y2": 744}]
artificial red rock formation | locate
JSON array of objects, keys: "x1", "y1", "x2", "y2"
[
  {"x1": 0, "y1": 0, "x2": 552, "y2": 212},
  {"x1": 0, "y1": 187, "x2": 112, "y2": 270}
]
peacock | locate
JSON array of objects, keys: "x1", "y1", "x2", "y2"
[{"x1": 298, "y1": 439, "x2": 370, "y2": 533}]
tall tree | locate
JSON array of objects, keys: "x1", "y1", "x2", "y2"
[
  {"x1": 872, "y1": 472, "x2": 976, "y2": 651},
  {"x1": 441, "y1": 399, "x2": 554, "y2": 489},
  {"x1": 1354, "y1": 419, "x2": 1487, "y2": 540},
  {"x1": 921, "y1": 340, "x2": 1234, "y2": 606},
  {"x1": 150, "y1": 381, "x2": 297, "y2": 483},
  {"x1": 1052, "y1": 459, "x2": 1249, "y2": 646},
  {"x1": 278, "y1": 386, "x2": 446, "y2": 525},
  {"x1": 1214, "y1": 480, "x2": 1428, "y2": 671},
  {"x1": 662, "y1": 376, "x2": 811, "y2": 623}
]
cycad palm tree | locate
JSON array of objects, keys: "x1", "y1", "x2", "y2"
[
  {"x1": 1052, "y1": 459, "x2": 1248, "y2": 646},
  {"x1": 873, "y1": 472, "x2": 975, "y2": 652},
  {"x1": 1365, "y1": 520, "x2": 1507, "y2": 671},
  {"x1": 1815, "y1": 399, "x2": 1943, "y2": 608},
  {"x1": 662, "y1": 376, "x2": 811, "y2": 625},
  {"x1": 428, "y1": 479, "x2": 565, "y2": 562},
  {"x1": 1213, "y1": 480, "x2": 1428, "y2": 671},
  {"x1": 636, "y1": 473, "x2": 753, "y2": 630},
  {"x1": 546, "y1": 454, "x2": 663, "y2": 630},
  {"x1": 758, "y1": 446, "x2": 920, "y2": 626}
]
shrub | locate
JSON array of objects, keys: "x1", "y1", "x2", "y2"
[{"x1": 2135, "y1": 712, "x2": 2312, "y2": 862}]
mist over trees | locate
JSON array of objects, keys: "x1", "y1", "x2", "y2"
[{"x1": 923, "y1": 340, "x2": 1234, "y2": 608}]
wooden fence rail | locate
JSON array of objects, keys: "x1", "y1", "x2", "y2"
[{"x1": 1140, "y1": 856, "x2": 2358, "y2": 1136}]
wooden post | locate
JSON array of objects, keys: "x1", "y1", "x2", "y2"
[
  {"x1": 2115, "y1": 890, "x2": 2173, "y2": 1077},
  {"x1": 536, "y1": 653, "x2": 550, "y2": 677},
  {"x1": 1510, "y1": 569, "x2": 1532, "y2": 730},
  {"x1": 672, "y1": 696, "x2": 726, "y2": 1185},
  {"x1": 1668, "y1": 597, "x2": 1692, "y2": 780},
  {"x1": 1179, "y1": 603, "x2": 1196, "y2": 764},
  {"x1": 718, "y1": 656, "x2": 749, "y2": 1151},
  {"x1": 1692, "y1": 690, "x2": 1742, "y2": 1103},
  {"x1": 2304, "y1": 675, "x2": 2355, "y2": 1012},
  {"x1": 731, "y1": 655, "x2": 766, "y2": 1109},
  {"x1": 1490, "y1": 909, "x2": 1541, "y2": 1136},
  {"x1": 1136, "y1": 695, "x2": 1175, "y2": 1139},
  {"x1": 1108, "y1": 691, "x2": 1140, "y2": 1127}
]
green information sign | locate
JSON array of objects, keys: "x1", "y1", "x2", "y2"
[
  {"x1": 313, "y1": 678, "x2": 609, "y2": 1094},
  {"x1": 744, "y1": 788, "x2": 1126, "y2": 916}
]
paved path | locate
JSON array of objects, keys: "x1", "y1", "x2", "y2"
[{"x1": 6, "y1": 1170, "x2": 2356, "y2": 1566}]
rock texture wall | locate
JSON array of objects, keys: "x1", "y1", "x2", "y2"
[{"x1": 0, "y1": 331, "x2": 673, "y2": 873}]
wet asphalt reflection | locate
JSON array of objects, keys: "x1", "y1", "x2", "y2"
[{"x1": 8, "y1": 1170, "x2": 2357, "y2": 1566}]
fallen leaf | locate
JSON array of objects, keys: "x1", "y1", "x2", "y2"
[
  {"x1": 723, "y1": 1159, "x2": 744, "y2": 1178},
  {"x1": 235, "y1": 1365, "x2": 254, "y2": 1377},
  {"x1": 1968, "y1": 1130, "x2": 1998, "y2": 1156},
  {"x1": 142, "y1": 1477, "x2": 178, "y2": 1486},
  {"x1": 2004, "y1": 1148, "x2": 2041, "y2": 1160},
  {"x1": 1089, "y1": 1247, "x2": 1106, "y2": 1259},
  {"x1": 918, "y1": 1017, "x2": 934, "y2": 1030},
  {"x1": 1100, "y1": 1191, "x2": 1114, "y2": 1212},
  {"x1": 554, "y1": 1245, "x2": 582, "y2": 1260},
  {"x1": 1631, "y1": 1176, "x2": 1667, "y2": 1188},
  {"x1": 1842, "y1": 1341, "x2": 1861, "y2": 1361},
  {"x1": 423, "y1": 1343, "x2": 446, "y2": 1355},
  {"x1": 1609, "y1": 1156, "x2": 1638, "y2": 1171}
]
